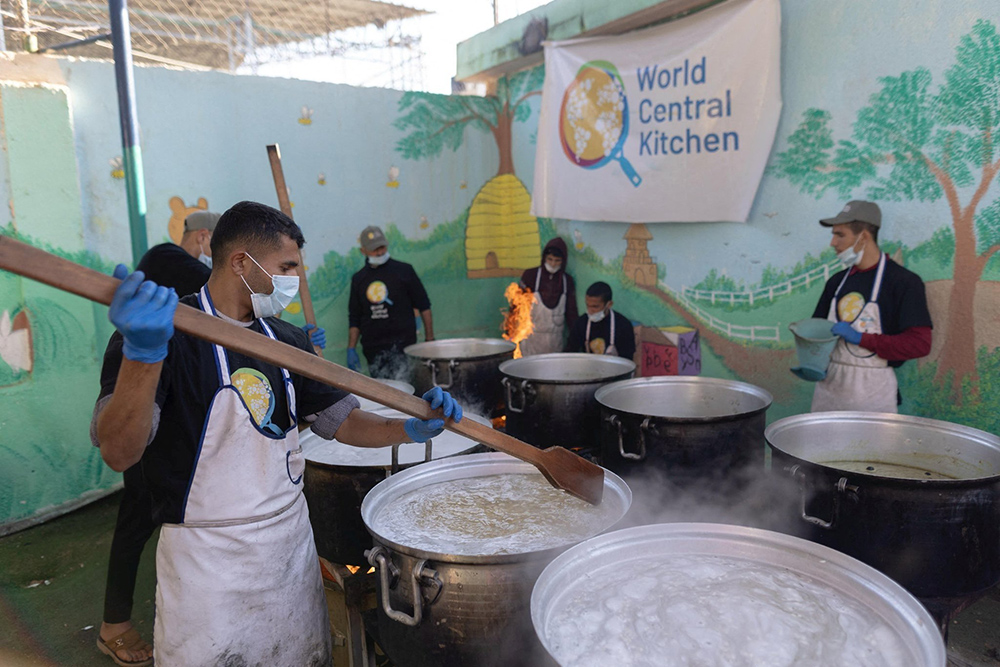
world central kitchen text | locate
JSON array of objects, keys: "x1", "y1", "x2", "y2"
[{"x1": 635, "y1": 56, "x2": 739, "y2": 156}]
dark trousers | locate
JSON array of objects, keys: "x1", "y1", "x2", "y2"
[
  {"x1": 363, "y1": 342, "x2": 411, "y2": 380},
  {"x1": 103, "y1": 462, "x2": 157, "y2": 624}
]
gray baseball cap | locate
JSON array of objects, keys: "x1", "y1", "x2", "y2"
[
  {"x1": 184, "y1": 210, "x2": 221, "y2": 232},
  {"x1": 359, "y1": 225, "x2": 388, "y2": 252},
  {"x1": 820, "y1": 200, "x2": 881, "y2": 228}
]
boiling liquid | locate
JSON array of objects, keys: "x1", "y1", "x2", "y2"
[
  {"x1": 370, "y1": 473, "x2": 618, "y2": 556},
  {"x1": 545, "y1": 554, "x2": 908, "y2": 667}
]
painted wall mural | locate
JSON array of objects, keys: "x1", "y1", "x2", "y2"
[
  {"x1": 1, "y1": 0, "x2": 999, "y2": 532},
  {"x1": 392, "y1": 67, "x2": 545, "y2": 277}
]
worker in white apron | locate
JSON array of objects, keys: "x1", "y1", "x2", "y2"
[
  {"x1": 518, "y1": 238, "x2": 578, "y2": 356},
  {"x1": 812, "y1": 252, "x2": 898, "y2": 413},
  {"x1": 585, "y1": 308, "x2": 617, "y2": 356},
  {"x1": 565, "y1": 282, "x2": 637, "y2": 360},
  {"x1": 154, "y1": 288, "x2": 328, "y2": 665}
]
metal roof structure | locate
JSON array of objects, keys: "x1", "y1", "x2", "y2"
[{"x1": 1, "y1": 0, "x2": 426, "y2": 70}]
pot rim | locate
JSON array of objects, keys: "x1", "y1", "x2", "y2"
[
  {"x1": 404, "y1": 337, "x2": 516, "y2": 361},
  {"x1": 765, "y1": 411, "x2": 1000, "y2": 485},
  {"x1": 499, "y1": 353, "x2": 636, "y2": 385},
  {"x1": 530, "y1": 522, "x2": 945, "y2": 667},
  {"x1": 595, "y1": 376, "x2": 773, "y2": 423},
  {"x1": 361, "y1": 452, "x2": 631, "y2": 564}
]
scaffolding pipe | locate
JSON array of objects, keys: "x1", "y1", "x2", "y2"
[{"x1": 108, "y1": 0, "x2": 148, "y2": 265}]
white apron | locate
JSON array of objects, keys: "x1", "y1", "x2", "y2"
[
  {"x1": 153, "y1": 287, "x2": 330, "y2": 667},
  {"x1": 585, "y1": 309, "x2": 618, "y2": 356},
  {"x1": 812, "y1": 253, "x2": 898, "y2": 413},
  {"x1": 520, "y1": 269, "x2": 567, "y2": 357}
]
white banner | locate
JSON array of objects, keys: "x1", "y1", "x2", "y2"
[{"x1": 531, "y1": 0, "x2": 782, "y2": 223}]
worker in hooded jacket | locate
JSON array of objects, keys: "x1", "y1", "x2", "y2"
[{"x1": 517, "y1": 237, "x2": 578, "y2": 356}]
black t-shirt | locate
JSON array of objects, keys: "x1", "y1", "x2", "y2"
[
  {"x1": 98, "y1": 293, "x2": 348, "y2": 524},
  {"x1": 565, "y1": 310, "x2": 636, "y2": 360},
  {"x1": 136, "y1": 243, "x2": 211, "y2": 298},
  {"x1": 348, "y1": 258, "x2": 431, "y2": 350},
  {"x1": 813, "y1": 256, "x2": 932, "y2": 368}
]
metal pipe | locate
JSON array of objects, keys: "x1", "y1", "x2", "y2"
[
  {"x1": 108, "y1": 0, "x2": 148, "y2": 265},
  {"x1": 38, "y1": 31, "x2": 112, "y2": 52}
]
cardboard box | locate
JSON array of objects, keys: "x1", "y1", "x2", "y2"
[
  {"x1": 661, "y1": 326, "x2": 701, "y2": 375},
  {"x1": 633, "y1": 326, "x2": 678, "y2": 377}
]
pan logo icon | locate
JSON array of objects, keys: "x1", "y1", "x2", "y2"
[
  {"x1": 559, "y1": 60, "x2": 642, "y2": 187},
  {"x1": 366, "y1": 281, "x2": 393, "y2": 305}
]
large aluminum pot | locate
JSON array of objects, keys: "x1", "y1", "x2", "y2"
[
  {"x1": 361, "y1": 452, "x2": 631, "y2": 667},
  {"x1": 301, "y1": 408, "x2": 487, "y2": 566},
  {"x1": 499, "y1": 353, "x2": 635, "y2": 455},
  {"x1": 531, "y1": 523, "x2": 945, "y2": 666},
  {"x1": 356, "y1": 378, "x2": 415, "y2": 411},
  {"x1": 405, "y1": 338, "x2": 515, "y2": 415},
  {"x1": 596, "y1": 377, "x2": 773, "y2": 484},
  {"x1": 766, "y1": 412, "x2": 1000, "y2": 604}
]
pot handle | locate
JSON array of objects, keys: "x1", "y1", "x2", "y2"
[
  {"x1": 503, "y1": 378, "x2": 535, "y2": 413},
  {"x1": 388, "y1": 439, "x2": 435, "y2": 476},
  {"x1": 426, "y1": 359, "x2": 458, "y2": 389},
  {"x1": 607, "y1": 414, "x2": 646, "y2": 461},
  {"x1": 366, "y1": 546, "x2": 441, "y2": 627},
  {"x1": 786, "y1": 465, "x2": 859, "y2": 530}
]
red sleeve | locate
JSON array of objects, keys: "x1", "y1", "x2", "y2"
[{"x1": 859, "y1": 326, "x2": 932, "y2": 362}]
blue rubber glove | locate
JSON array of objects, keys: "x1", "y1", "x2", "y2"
[
  {"x1": 346, "y1": 347, "x2": 362, "y2": 372},
  {"x1": 303, "y1": 324, "x2": 326, "y2": 349},
  {"x1": 404, "y1": 387, "x2": 464, "y2": 443},
  {"x1": 109, "y1": 264, "x2": 178, "y2": 363},
  {"x1": 832, "y1": 321, "x2": 863, "y2": 345}
]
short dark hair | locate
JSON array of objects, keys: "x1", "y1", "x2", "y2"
[
  {"x1": 847, "y1": 221, "x2": 879, "y2": 243},
  {"x1": 586, "y1": 281, "x2": 613, "y2": 303},
  {"x1": 543, "y1": 247, "x2": 564, "y2": 260},
  {"x1": 211, "y1": 201, "x2": 305, "y2": 263}
]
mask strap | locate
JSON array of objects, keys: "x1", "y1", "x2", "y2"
[
  {"x1": 245, "y1": 252, "x2": 273, "y2": 279},
  {"x1": 240, "y1": 274, "x2": 256, "y2": 295}
]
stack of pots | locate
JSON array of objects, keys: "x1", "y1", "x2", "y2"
[
  {"x1": 405, "y1": 338, "x2": 515, "y2": 416},
  {"x1": 499, "y1": 353, "x2": 635, "y2": 456},
  {"x1": 595, "y1": 376, "x2": 773, "y2": 486},
  {"x1": 766, "y1": 411, "x2": 1000, "y2": 632}
]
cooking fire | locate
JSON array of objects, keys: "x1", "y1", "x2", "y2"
[{"x1": 501, "y1": 282, "x2": 534, "y2": 359}]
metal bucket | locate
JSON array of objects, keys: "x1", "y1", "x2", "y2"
[
  {"x1": 531, "y1": 523, "x2": 945, "y2": 666},
  {"x1": 788, "y1": 317, "x2": 837, "y2": 381},
  {"x1": 361, "y1": 452, "x2": 631, "y2": 667},
  {"x1": 595, "y1": 376, "x2": 773, "y2": 485},
  {"x1": 301, "y1": 409, "x2": 488, "y2": 566},
  {"x1": 766, "y1": 412, "x2": 1000, "y2": 607},
  {"x1": 499, "y1": 353, "x2": 635, "y2": 455},
  {"x1": 405, "y1": 338, "x2": 515, "y2": 415}
]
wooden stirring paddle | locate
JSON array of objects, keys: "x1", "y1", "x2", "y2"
[{"x1": 0, "y1": 236, "x2": 605, "y2": 505}]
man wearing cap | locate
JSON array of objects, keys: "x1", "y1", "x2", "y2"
[
  {"x1": 808, "y1": 200, "x2": 932, "y2": 413},
  {"x1": 347, "y1": 225, "x2": 433, "y2": 377}
]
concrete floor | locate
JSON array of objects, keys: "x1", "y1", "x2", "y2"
[{"x1": 0, "y1": 491, "x2": 997, "y2": 666}]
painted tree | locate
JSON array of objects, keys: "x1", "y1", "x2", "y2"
[
  {"x1": 394, "y1": 67, "x2": 545, "y2": 278},
  {"x1": 770, "y1": 19, "x2": 1000, "y2": 391}
]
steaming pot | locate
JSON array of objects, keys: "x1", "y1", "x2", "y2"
[
  {"x1": 531, "y1": 523, "x2": 945, "y2": 666},
  {"x1": 361, "y1": 452, "x2": 631, "y2": 667},
  {"x1": 596, "y1": 376, "x2": 772, "y2": 485},
  {"x1": 500, "y1": 353, "x2": 635, "y2": 455},
  {"x1": 301, "y1": 408, "x2": 487, "y2": 566},
  {"x1": 405, "y1": 338, "x2": 515, "y2": 415},
  {"x1": 766, "y1": 412, "x2": 1000, "y2": 614}
]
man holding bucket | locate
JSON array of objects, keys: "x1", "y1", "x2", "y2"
[{"x1": 808, "y1": 200, "x2": 932, "y2": 413}]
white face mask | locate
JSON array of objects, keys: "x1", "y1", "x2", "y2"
[
  {"x1": 544, "y1": 260, "x2": 561, "y2": 274},
  {"x1": 368, "y1": 251, "x2": 390, "y2": 266},
  {"x1": 837, "y1": 237, "x2": 866, "y2": 268},
  {"x1": 197, "y1": 241, "x2": 212, "y2": 268},
  {"x1": 587, "y1": 308, "x2": 607, "y2": 323},
  {"x1": 241, "y1": 252, "x2": 299, "y2": 319}
]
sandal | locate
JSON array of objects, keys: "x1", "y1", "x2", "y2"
[{"x1": 96, "y1": 627, "x2": 153, "y2": 667}]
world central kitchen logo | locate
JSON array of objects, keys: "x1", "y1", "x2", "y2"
[{"x1": 634, "y1": 56, "x2": 740, "y2": 157}]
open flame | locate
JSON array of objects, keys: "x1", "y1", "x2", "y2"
[{"x1": 502, "y1": 282, "x2": 535, "y2": 359}]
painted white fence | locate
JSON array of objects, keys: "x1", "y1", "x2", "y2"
[
  {"x1": 681, "y1": 259, "x2": 840, "y2": 306},
  {"x1": 661, "y1": 282, "x2": 781, "y2": 342}
]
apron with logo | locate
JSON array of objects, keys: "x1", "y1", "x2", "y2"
[
  {"x1": 585, "y1": 308, "x2": 618, "y2": 356},
  {"x1": 812, "y1": 253, "x2": 897, "y2": 414},
  {"x1": 520, "y1": 269, "x2": 567, "y2": 357},
  {"x1": 153, "y1": 286, "x2": 330, "y2": 667}
]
